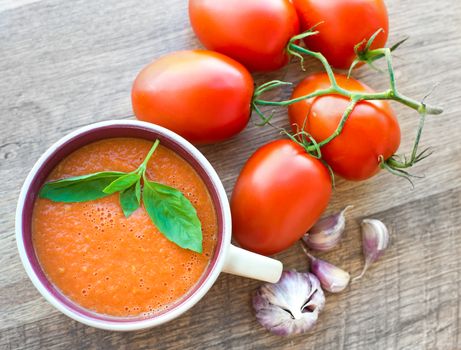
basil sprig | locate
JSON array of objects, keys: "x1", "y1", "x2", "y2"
[{"x1": 39, "y1": 140, "x2": 203, "y2": 253}]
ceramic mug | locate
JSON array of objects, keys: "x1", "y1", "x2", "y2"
[{"x1": 15, "y1": 120, "x2": 283, "y2": 331}]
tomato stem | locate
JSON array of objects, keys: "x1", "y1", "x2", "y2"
[
  {"x1": 305, "y1": 98, "x2": 359, "y2": 152},
  {"x1": 378, "y1": 108, "x2": 434, "y2": 185},
  {"x1": 251, "y1": 28, "x2": 442, "y2": 184},
  {"x1": 255, "y1": 44, "x2": 442, "y2": 115},
  {"x1": 253, "y1": 80, "x2": 292, "y2": 98},
  {"x1": 252, "y1": 103, "x2": 275, "y2": 127},
  {"x1": 383, "y1": 110, "x2": 431, "y2": 167}
]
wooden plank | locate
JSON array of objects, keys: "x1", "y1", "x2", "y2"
[{"x1": 1, "y1": 0, "x2": 460, "y2": 348}]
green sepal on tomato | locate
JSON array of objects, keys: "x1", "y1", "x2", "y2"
[
  {"x1": 189, "y1": 0, "x2": 300, "y2": 72},
  {"x1": 231, "y1": 139, "x2": 332, "y2": 255},
  {"x1": 288, "y1": 73, "x2": 401, "y2": 181}
]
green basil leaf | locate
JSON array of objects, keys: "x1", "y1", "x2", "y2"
[
  {"x1": 103, "y1": 173, "x2": 140, "y2": 194},
  {"x1": 41, "y1": 171, "x2": 126, "y2": 188},
  {"x1": 135, "y1": 179, "x2": 141, "y2": 204},
  {"x1": 120, "y1": 181, "x2": 141, "y2": 217},
  {"x1": 143, "y1": 180, "x2": 203, "y2": 253},
  {"x1": 39, "y1": 171, "x2": 126, "y2": 202}
]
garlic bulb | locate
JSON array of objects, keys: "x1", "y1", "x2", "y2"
[
  {"x1": 302, "y1": 206, "x2": 353, "y2": 251},
  {"x1": 253, "y1": 271, "x2": 325, "y2": 336},
  {"x1": 354, "y1": 218, "x2": 390, "y2": 281}
]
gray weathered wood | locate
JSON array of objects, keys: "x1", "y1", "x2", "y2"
[{"x1": 1, "y1": 0, "x2": 461, "y2": 348}]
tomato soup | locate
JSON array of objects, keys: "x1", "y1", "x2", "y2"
[{"x1": 32, "y1": 138, "x2": 218, "y2": 317}]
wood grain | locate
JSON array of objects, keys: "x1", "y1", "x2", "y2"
[{"x1": 1, "y1": 0, "x2": 460, "y2": 349}]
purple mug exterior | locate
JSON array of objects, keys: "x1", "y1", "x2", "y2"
[{"x1": 15, "y1": 120, "x2": 231, "y2": 331}]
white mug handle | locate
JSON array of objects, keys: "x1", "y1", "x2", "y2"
[{"x1": 222, "y1": 244, "x2": 283, "y2": 283}]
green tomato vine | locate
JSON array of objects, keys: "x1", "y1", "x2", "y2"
[{"x1": 251, "y1": 28, "x2": 443, "y2": 185}]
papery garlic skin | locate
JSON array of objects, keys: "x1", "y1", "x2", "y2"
[
  {"x1": 253, "y1": 271, "x2": 325, "y2": 336},
  {"x1": 308, "y1": 254, "x2": 350, "y2": 293},
  {"x1": 302, "y1": 206, "x2": 353, "y2": 251},
  {"x1": 354, "y1": 219, "x2": 390, "y2": 280}
]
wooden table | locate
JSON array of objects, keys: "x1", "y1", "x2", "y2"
[{"x1": 1, "y1": 0, "x2": 460, "y2": 348}]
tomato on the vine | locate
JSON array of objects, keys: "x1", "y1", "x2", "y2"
[
  {"x1": 132, "y1": 50, "x2": 254, "y2": 144},
  {"x1": 189, "y1": 0, "x2": 300, "y2": 72},
  {"x1": 292, "y1": 0, "x2": 389, "y2": 70},
  {"x1": 231, "y1": 139, "x2": 332, "y2": 255},
  {"x1": 288, "y1": 73, "x2": 401, "y2": 181}
]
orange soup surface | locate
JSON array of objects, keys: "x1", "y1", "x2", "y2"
[{"x1": 32, "y1": 138, "x2": 218, "y2": 317}]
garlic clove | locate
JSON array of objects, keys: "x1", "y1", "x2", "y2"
[
  {"x1": 302, "y1": 205, "x2": 353, "y2": 252},
  {"x1": 362, "y1": 219, "x2": 389, "y2": 261},
  {"x1": 253, "y1": 270, "x2": 325, "y2": 336},
  {"x1": 354, "y1": 218, "x2": 390, "y2": 281},
  {"x1": 307, "y1": 253, "x2": 350, "y2": 293}
]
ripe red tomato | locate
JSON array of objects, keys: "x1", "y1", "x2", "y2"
[
  {"x1": 189, "y1": 0, "x2": 299, "y2": 72},
  {"x1": 132, "y1": 50, "x2": 254, "y2": 144},
  {"x1": 292, "y1": 0, "x2": 388, "y2": 69},
  {"x1": 231, "y1": 140, "x2": 332, "y2": 255},
  {"x1": 288, "y1": 73, "x2": 401, "y2": 181}
]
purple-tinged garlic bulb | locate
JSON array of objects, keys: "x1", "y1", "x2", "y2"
[
  {"x1": 302, "y1": 206, "x2": 353, "y2": 251},
  {"x1": 253, "y1": 271, "x2": 325, "y2": 336}
]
